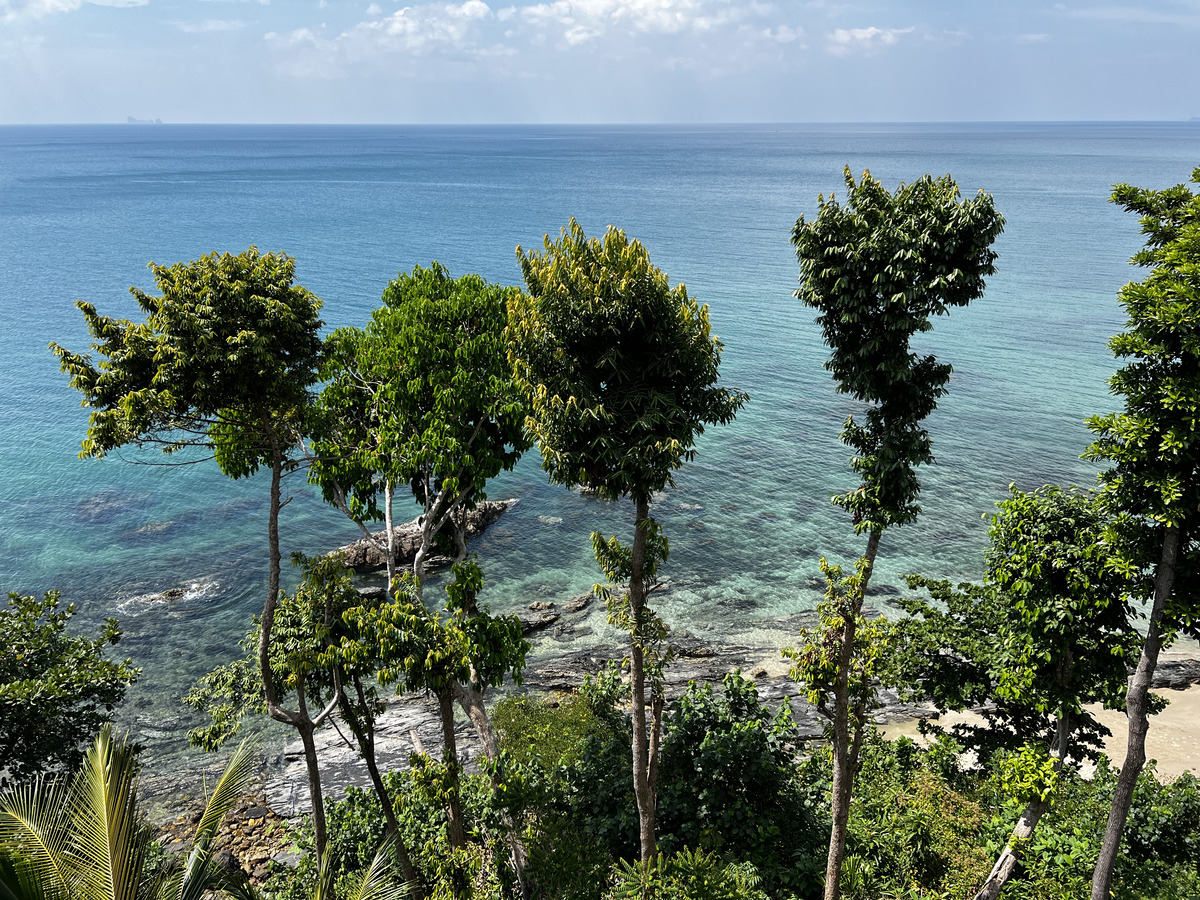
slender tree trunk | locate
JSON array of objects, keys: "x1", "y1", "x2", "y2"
[
  {"x1": 384, "y1": 481, "x2": 396, "y2": 589},
  {"x1": 823, "y1": 618, "x2": 856, "y2": 900},
  {"x1": 821, "y1": 527, "x2": 880, "y2": 900},
  {"x1": 438, "y1": 688, "x2": 466, "y2": 849},
  {"x1": 628, "y1": 494, "x2": 657, "y2": 861},
  {"x1": 975, "y1": 711, "x2": 1072, "y2": 900},
  {"x1": 259, "y1": 452, "x2": 287, "y2": 719},
  {"x1": 1092, "y1": 525, "x2": 1180, "y2": 900},
  {"x1": 295, "y1": 679, "x2": 329, "y2": 866},
  {"x1": 339, "y1": 680, "x2": 423, "y2": 898}
]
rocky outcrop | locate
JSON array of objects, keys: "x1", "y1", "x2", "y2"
[
  {"x1": 331, "y1": 499, "x2": 516, "y2": 571},
  {"x1": 158, "y1": 792, "x2": 295, "y2": 887}
]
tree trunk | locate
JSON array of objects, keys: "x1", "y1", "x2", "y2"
[
  {"x1": 384, "y1": 481, "x2": 396, "y2": 589},
  {"x1": 295, "y1": 679, "x2": 329, "y2": 867},
  {"x1": 628, "y1": 494, "x2": 657, "y2": 861},
  {"x1": 339, "y1": 680, "x2": 423, "y2": 898},
  {"x1": 259, "y1": 451, "x2": 287, "y2": 720},
  {"x1": 975, "y1": 711, "x2": 1071, "y2": 900},
  {"x1": 1091, "y1": 525, "x2": 1180, "y2": 900},
  {"x1": 438, "y1": 688, "x2": 466, "y2": 849},
  {"x1": 821, "y1": 527, "x2": 879, "y2": 900},
  {"x1": 823, "y1": 614, "x2": 856, "y2": 900}
]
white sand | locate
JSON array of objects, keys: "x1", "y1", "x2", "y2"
[{"x1": 882, "y1": 683, "x2": 1200, "y2": 781}]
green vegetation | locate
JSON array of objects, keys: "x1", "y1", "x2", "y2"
[
  {"x1": 509, "y1": 219, "x2": 747, "y2": 859},
  {"x1": 790, "y1": 168, "x2": 1004, "y2": 900},
  {"x1": 0, "y1": 591, "x2": 137, "y2": 786},
  {"x1": 14, "y1": 168, "x2": 1200, "y2": 900}
]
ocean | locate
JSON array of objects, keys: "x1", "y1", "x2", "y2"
[{"x1": 2, "y1": 122, "x2": 1199, "y2": 770}]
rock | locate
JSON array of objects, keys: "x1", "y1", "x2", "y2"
[
  {"x1": 564, "y1": 593, "x2": 592, "y2": 612},
  {"x1": 519, "y1": 611, "x2": 561, "y2": 634},
  {"x1": 528, "y1": 601, "x2": 556, "y2": 611},
  {"x1": 1152, "y1": 658, "x2": 1200, "y2": 690},
  {"x1": 330, "y1": 499, "x2": 516, "y2": 571}
]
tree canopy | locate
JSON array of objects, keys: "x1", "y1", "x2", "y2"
[
  {"x1": 0, "y1": 592, "x2": 138, "y2": 786},
  {"x1": 510, "y1": 219, "x2": 746, "y2": 504},
  {"x1": 791, "y1": 168, "x2": 1004, "y2": 536},
  {"x1": 50, "y1": 247, "x2": 323, "y2": 475}
]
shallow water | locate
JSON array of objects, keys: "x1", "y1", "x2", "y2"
[{"x1": 3, "y1": 122, "x2": 1199, "y2": 775}]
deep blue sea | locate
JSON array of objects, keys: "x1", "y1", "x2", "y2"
[{"x1": 3, "y1": 123, "x2": 1200, "y2": 769}]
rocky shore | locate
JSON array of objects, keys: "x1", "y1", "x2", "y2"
[{"x1": 330, "y1": 499, "x2": 516, "y2": 571}]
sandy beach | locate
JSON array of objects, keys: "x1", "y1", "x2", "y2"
[{"x1": 884, "y1": 682, "x2": 1200, "y2": 781}]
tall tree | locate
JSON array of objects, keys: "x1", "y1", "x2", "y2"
[
  {"x1": 1087, "y1": 168, "x2": 1200, "y2": 900},
  {"x1": 309, "y1": 262, "x2": 530, "y2": 588},
  {"x1": 49, "y1": 248, "x2": 327, "y2": 855},
  {"x1": 1, "y1": 591, "x2": 138, "y2": 786},
  {"x1": 790, "y1": 168, "x2": 1003, "y2": 900},
  {"x1": 509, "y1": 219, "x2": 746, "y2": 860}
]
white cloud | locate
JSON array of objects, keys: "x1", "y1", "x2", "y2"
[
  {"x1": 1, "y1": 0, "x2": 81, "y2": 22},
  {"x1": 87, "y1": 0, "x2": 148, "y2": 6},
  {"x1": 174, "y1": 17, "x2": 245, "y2": 31},
  {"x1": 265, "y1": 0, "x2": 807, "y2": 80},
  {"x1": 826, "y1": 25, "x2": 913, "y2": 56},
  {"x1": 1017, "y1": 32, "x2": 1050, "y2": 42}
]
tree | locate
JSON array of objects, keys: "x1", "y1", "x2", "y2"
[
  {"x1": 1, "y1": 592, "x2": 138, "y2": 787},
  {"x1": 344, "y1": 559, "x2": 528, "y2": 854},
  {"x1": 309, "y1": 262, "x2": 530, "y2": 588},
  {"x1": 0, "y1": 726, "x2": 257, "y2": 900},
  {"x1": 49, "y1": 248, "x2": 326, "y2": 853},
  {"x1": 922, "y1": 486, "x2": 1133, "y2": 900},
  {"x1": 509, "y1": 219, "x2": 747, "y2": 860},
  {"x1": 1087, "y1": 167, "x2": 1200, "y2": 900},
  {"x1": 790, "y1": 168, "x2": 1003, "y2": 900}
]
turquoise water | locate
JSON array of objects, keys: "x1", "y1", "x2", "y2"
[{"x1": 2, "y1": 123, "x2": 1200, "y2": 765}]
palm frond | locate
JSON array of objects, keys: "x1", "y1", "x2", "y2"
[
  {"x1": 190, "y1": 740, "x2": 258, "y2": 843},
  {"x1": 344, "y1": 842, "x2": 409, "y2": 900},
  {"x1": 68, "y1": 727, "x2": 146, "y2": 900},
  {"x1": 0, "y1": 775, "x2": 74, "y2": 900},
  {"x1": 174, "y1": 739, "x2": 258, "y2": 900}
]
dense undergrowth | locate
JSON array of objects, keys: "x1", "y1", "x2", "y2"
[{"x1": 263, "y1": 670, "x2": 1200, "y2": 900}]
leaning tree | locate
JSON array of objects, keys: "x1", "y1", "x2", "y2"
[
  {"x1": 509, "y1": 219, "x2": 746, "y2": 860},
  {"x1": 1087, "y1": 167, "x2": 1200, "y2": 900},
  {"x1": 790, "y1": 168, "x2": 1003, "y2": 900}
]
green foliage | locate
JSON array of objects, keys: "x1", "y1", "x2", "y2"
[
  {"x1": 791, "y1": 168, "x2": 1003, "y2": 533},
  {"x1": 1084, "y1": 167, "x2": 1200, "y2": 638},
  {"x1": 184, "y1": 554, "x2": 376, "y2": 751},
  {"x1": 510, "y1": 218, "x2": 747, "y2": 505},
  {"x1": 888, "y1": 486, "x2": 1136, "y2": 766},
  {"x1": 0, "y1": 591, "x2": 138, "y2": 785},
  {"x1": 995, "y1": 744, "x2": 1061, "y2": 806},
  {"x1": 845, "y1": 735, "x2": 991, "y2": 900},
  {"x1": 604, "y1": 849, "x2": 770, "y2": 900},
  {"x1": 269, "y1": 770, "x2": 515, "y2": 900},
  {"x1": 657, "y1": 673, "x2": 825, "y2": 898},
  {"x1": 345, "y1": 560, "x2": 528, "y2": 700},
  {"x1": 50, "y1": 247, "x2": 322, "y2": 475},
  {"x1": 0, "y1": 726, "x2": 257, "y2": 900},
  {"x1": 310, "y1": 263, "x2": 529, "y2": 552},
  {"x1": 784, "y1": 559, "x2": 890, "y2": 726}
]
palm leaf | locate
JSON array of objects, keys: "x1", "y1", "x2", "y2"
[
  {"x1": 68, "y1": 727, "x2": 146, "y2": 900},
  {"x1": 164, "y1": 738, "x2": 258, "y2": 900},
  {"x1": 0, "y1": 775, "x2": 73, "y2": 900},
  {"x1": 344, "y1": 842, "x2": 409, "y2": 900}
]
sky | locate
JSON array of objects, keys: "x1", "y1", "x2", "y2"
[{"x1": 1, "y1": 0, "x2": 1198, "y2": 124}]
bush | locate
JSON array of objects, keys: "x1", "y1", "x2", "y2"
[
  {"x1": 605, "y1": 848, "x2": 770, "y2": 900},
  {"x1": 1, "y1": 590, "x2": 138, "y2": 784}
]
